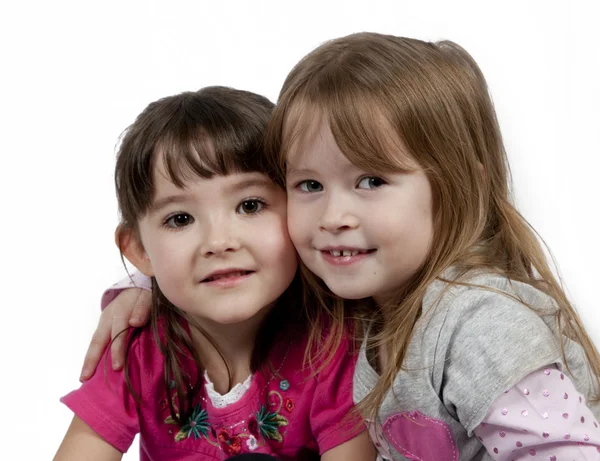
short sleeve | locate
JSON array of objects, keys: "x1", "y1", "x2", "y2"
[
  {"x1": 100, "y1": 271, "x2": 152, "y2": 310},
  {"x1": 310, "y1": 333, "x2": 364, "y2": 454},
  {"x1": 442, "y1": 288, "x2": 563, "y2": 435},
  {"x1": 60, "y1": 331, "x2": 143, "y2": 452}
]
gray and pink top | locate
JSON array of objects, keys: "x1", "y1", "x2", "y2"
[{"x1": 355, "y1": 270, "x2": 600, "y2": 460}]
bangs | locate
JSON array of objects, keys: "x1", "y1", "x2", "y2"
[
  {"x1": 279, "y1": 71, "x2": 419, "y2": 176},
  {"x1": 116, "y1": 88, "x2": 275, "y2": 225},
  {"x1": 155, "y1": 123, "x2": 255, "y2": 189}
]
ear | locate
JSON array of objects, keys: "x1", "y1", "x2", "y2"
[{"x1": 115, "y1": 225, "x2": 154, "y2": 277}]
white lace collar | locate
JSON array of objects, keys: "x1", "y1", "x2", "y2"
[{"x1": 203, "y1": 371, "x2": 253, "y2": 408}]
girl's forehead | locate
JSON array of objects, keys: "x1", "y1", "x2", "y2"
[{"x1": 284, "y1": 113, "x2": 419, "y2": 176}]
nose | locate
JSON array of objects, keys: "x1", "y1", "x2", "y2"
[
  {"x1": 318, "y1": 193, "x2": 359, "y2": 233},
  {"x1": 199, "y1": 218, "x2": 241, "y2": 257}
]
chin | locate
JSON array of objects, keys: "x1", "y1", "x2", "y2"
[
  {"x1": 323, "y1": 280, "x2": 373, "y2": 300},
  {"x1": 213, "y1": 304, "x2": 271, "y2": 326}
]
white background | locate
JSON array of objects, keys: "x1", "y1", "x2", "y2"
[{"x1": 1, "y1": 0, "x2": 598, "y2": 458}]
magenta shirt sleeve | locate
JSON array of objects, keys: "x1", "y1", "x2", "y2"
[
  {"x1": 101, "y1": 271, "x2": 152, "y2": 309},
  {"x1": 474, "y1": 364, "x2": 600, "y2": 459},
  {"x1": 60, "y1": 333, "x2": 143, "y2": 452},
  {"x1": 310, "y1": 334, "x2": 364, "y2": 454}
]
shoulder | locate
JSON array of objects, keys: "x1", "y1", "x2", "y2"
[
  {"x1": 420, "y1": 269, "x2": 561, "y2": 354},
  {"x1": 422, "y1": 268, "x2": 559, "y2": 325},
  {"x1": 417, "y1": 271, "x2": 566, "y2": 432}
]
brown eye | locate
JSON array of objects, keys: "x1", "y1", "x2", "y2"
[
  {"x1": 166, "y1": 213, "x2": 193, "y2": 228},
  {"x1": 237, "y1": 200, "x2": 264, "y2": 215}
]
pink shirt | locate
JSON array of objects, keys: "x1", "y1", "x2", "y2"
[{"x1": 61, "y1": 321, "x2": 361, "y2": 460}]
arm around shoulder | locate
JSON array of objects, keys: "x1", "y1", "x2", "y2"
[
  {"x1": 321, "y1": 430, "x2": 377, "y2": 461},
  {"x1": 54, "y1": 416, "x2": 123, "y2": 461}
]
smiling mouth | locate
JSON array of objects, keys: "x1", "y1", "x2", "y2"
[
  {"x1": 322, "y1": 249, "x2": 376, "y2": 257},
  {"x1": 202, "y1": 271, "x2": 254, "y2": 282}
]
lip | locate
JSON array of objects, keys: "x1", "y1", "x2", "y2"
[
  {"x1": 201, "y1": 268, "x2": 255, "y2": 288},
  {"x1": 318, "y1": 247, "x2": 376, "y2": 266}
]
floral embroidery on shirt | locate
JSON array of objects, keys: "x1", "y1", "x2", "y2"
[
  {"x1": 252, "y1": 404, "x2": 289, "y2": 442},
  {"x1": 167, "y1": 404, "x2": 210, "y2": 441},
  {"x1": 217, "y1": 428, "x2": 242, "y2": 455},
  {"x1": 162, "y1": 383, "x2": 290, "y2": 452},
  {"x1": 285, "y1": 398, "x2": 295, "y2": 413}
]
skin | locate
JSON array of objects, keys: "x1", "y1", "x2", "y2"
[
  {"x1": 132, "y1": 167, "x2": 298, "y2": 381},
  {"x1": 61, "y1": 162, "x2": 375, "y2": 460},
  {"x1": 286, "y1": 121, "x2": 434, "y2": 305}
]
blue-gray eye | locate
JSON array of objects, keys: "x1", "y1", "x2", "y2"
[
  {"x1": 298, "y1": 180, "x2": 323, "y2": 192},
  {"x1": 357, "y1": 177, "x2": 385, "y2": 189}
]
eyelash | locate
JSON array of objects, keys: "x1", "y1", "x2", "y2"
[
  {"x1": 294, "y1": 176, "x2": 387, "y2": 193},
  {"x1": 162, "y1": 212, "x2": 194, "y2": 230},
  {"x1": 161, "y1": 197, "x2": 268, "y2": 230},
  {"x1": 236, "y1": 197, "x2": 268, "y2": 215},
  {"x1": 356, "y1": 176, "x2": 387, "y2": 190}
]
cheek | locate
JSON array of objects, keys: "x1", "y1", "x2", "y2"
[
  {"x1": 144, "y1": 235, "x2": 189, "y2": 275},
  {"x1": 255, "y1": 216, "x2": 297, "y2": 267},
  {"x1": 286, "y1": 200, "x2": 312, "y2": 247}
]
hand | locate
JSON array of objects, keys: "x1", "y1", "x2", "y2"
[{"x1": 79, "y1": 288, "x2": 151, "y2": 381}]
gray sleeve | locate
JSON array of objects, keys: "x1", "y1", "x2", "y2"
[{"x1": 440, "y1": 288, "x2": 563, "y2": 435}]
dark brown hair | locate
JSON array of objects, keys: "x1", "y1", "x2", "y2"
[
  {"x1": 115, "y1": 86, "x2": 303, "y2": 425},
  {"x1": 265, "y1": 32, "x2": 600, "y2": 419}
]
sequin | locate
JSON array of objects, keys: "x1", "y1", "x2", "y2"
[
  {"x1": 542, "y1": 432, "x2": 549, "y2": 438},
  {"x1": 501, "y1": 408, "x2": 508, "y2": 415},
  {"x1": 560, "y1": 373, "x2": 564, "y2": 380},
  {"x1": 595, "y1": 422, "x2": 598, "y2": 428},
  {"x1": 563, "y1": 392, "x2": 568, "y2": 399},
  {"x1": 499, "y1": 431, "x2": 506, "y2": 438},
  {"x1": 542, "y1": 412, "x2": 549, "y2": 419},
  {"x1": 529, "y1": 448, "x2": 536, "y2": 455},
  {"x1": 521, "y1": 410, "x2": 528, "y2": 417},
  {"x1": 523, "y1": 388, "x2": 530, "y2": 395},
  {"x1": 562, "y1": 413, "x2": 569, "y2": 419},
  {"x1": 279, "y1": 380, "x2": 290, "y2": 391},
  {"x1": 584, "y1": 434, "x2": 590, "y2": 442},
  {"x1": 544, "y1": 368, "x2": 551, "y2": 375},
  {"x1": 516, "y1": 441, "x2": 523, "y2": 447},
  {"x1": 542, "y1": 389, "x2": 549, "y2": 397},
  {"x1": 579, "y1": 396, "x2": 583, "y2": 403},
  {"x1": 581, "y1": 416, "x2": 585, "y2": 423},
  {"x1": 549, "y1": 456, "x2": 556, "y2": 461},
  {"x1": 493, "y1": 448, "x2": 498, "y2": 454},
  {"x1": 564, "y1": 433, "x2": 571, "y2": 440}
]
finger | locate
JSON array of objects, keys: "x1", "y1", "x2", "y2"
[
  {"x1": 110, "y1": 315, "x2": 130, "y2": 370},
  {"x1": 80, "y1": 320, "x2": 111, "y2": 381},
  {"x1": 129, "y1": 290, "x2": 152, "y2": 326}
]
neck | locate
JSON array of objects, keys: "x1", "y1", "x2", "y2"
[{"x1": 188, "y1": 308, "x2": 271, "y2": 394}]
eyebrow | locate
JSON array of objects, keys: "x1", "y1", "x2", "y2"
[
  {"x1": 149, "y1": 177, "x2": 277, "y2": 214},
  {"x1": 225, "y1": 177, "x2": 277, "y2": 193},
  {"x1": 149, "y1": 194, "x2": 194, "y2": 214},
  {"x1": 285, "y1": 167, "x2": 314, "y2": 177}
]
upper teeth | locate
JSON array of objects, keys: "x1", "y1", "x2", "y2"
[
  {"x1": 329, "y1": 250, "x2": 362, "y2": 257},
  {"x1": 208, "y1": 271, "x2": 245, "y2": 281}
]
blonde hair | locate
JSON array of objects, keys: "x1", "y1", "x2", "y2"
[{"x1": 266, "y1": 32, "x2": 600, "y2": 419}]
